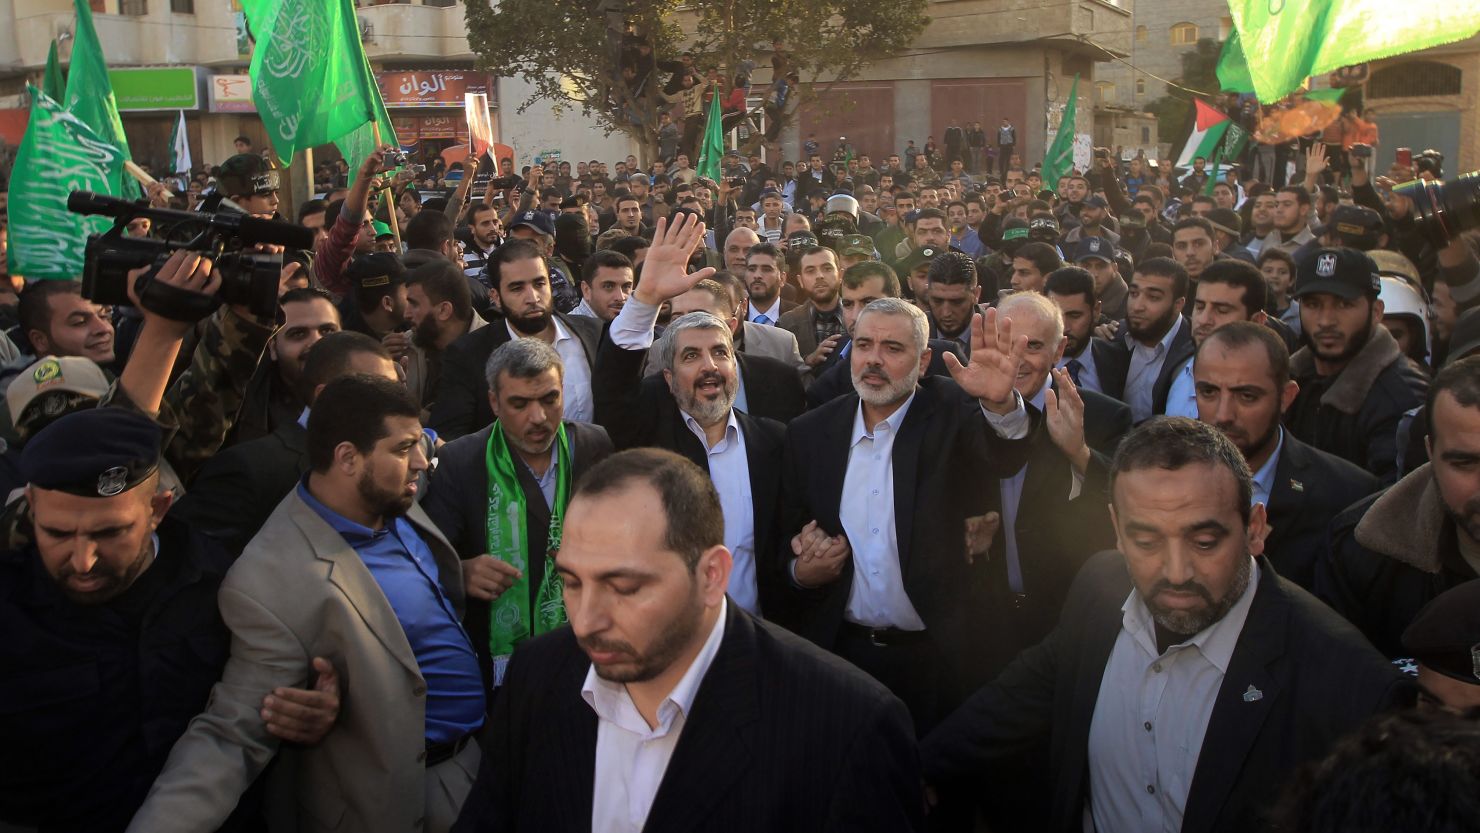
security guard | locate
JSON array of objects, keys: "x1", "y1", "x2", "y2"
[
  {"x1": 0, "y1": 408, "x2": 338, "y2": 832},
  {"x1": 1401, "y1": 580, "x2": 1480, "y2": 714}
]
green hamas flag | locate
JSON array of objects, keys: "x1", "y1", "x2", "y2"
[
  {"x1": 1227, "y1": 0, "x2": 1480, "y2": 103},
  {"x1": 64, "y1": 0, "x2": 133, "y2": 198},
  {"x1": 6, "y1": 86, "x2": 126, "y2": 280},
  {"x1": 42, "y1": 40, "x2": 65, "y2": 102},
  {"x1": 696, "y1": 85, "x2": 724, "y2": 183},
  {"x1": 1041, "y1": 74, "x2": 1079, "y2": 189},
  {"x1": 335, "y1": 52, "x2": 398, "y2": 185},
  {"x1": 243, "y1": 0, "x2": 376, "y2": 164}
]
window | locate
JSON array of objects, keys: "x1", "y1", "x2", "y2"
[
  {"x1": 119, "y1": 0, "x2": 148, "y2": 13},
  {"x1": 1369, "y1": 61, "x2": 1463, "y2": 98},
  {"x1": 1219, "y1": 16, "x2": 1233, "y2": 40},
  {"x1": 1096, "y1": 81, "x2": 1116, "y2": 104},
  {"x1": 1141, "y1": 127, "x2": 1151, "y2": 143},
  {"x1": 1135, "y1": 25, "x2": 1148, "y2": 42},
  {"x1": 1135, "y1": 77, "x2": 1145, "y2": 96},
  {"x1": 1170, "y1": 23, "x2": 1199, "y2": 45},
  {"x1": 171, "y1": 0, "x2": 195, "y2": 11}
]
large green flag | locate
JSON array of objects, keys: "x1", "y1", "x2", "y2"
[
  {"x1": 696, "y1": 85, "x2": 724, "y2": 183},
  {"x1": 1042, "y1": 75, "x2": 1079, "y2": 189},
  {"x1": 42, "y1": 40, "x2": 65, "y2": 102},
  {"x1": 335, "y1": 51, "x2": 398, "y2": 185},
  {"x1": 1227, "y1": 0, "x2": 1480, "y2": 103},
  {"x1": 64, "y1": 0, "x2": 132, "y2": 198},
  {"x1": 243, "y1": 0, "x2": 377, "y2": 164},
  {"x1": 6, "y1": 86, "x2": 127, "y2": 280}
]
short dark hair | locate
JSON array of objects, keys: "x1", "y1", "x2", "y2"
[
  {"x1": 298, "y1": 331, "x2": 391, "y2": 405},
  {"x1": 581, "y1": 249, "x2": 634, "y2": 287},
  {"x1": 307, "y1": 374, "x2": 420, "y2": 473},
  {"x1": 1278, "y1": 185, "x2": 1312, "y2": 206},
  {"x1": 684, "y1": 278, "x2": 733, "y2": 314},
  {"x1": 1015, "y1": 241, "x2": 1063, "y2": 276},
  {"x1": 843, "y1": 261, "x2": 901, "y2": 296},
  {"x1": 1044, "y1": 266, "x2": 1097, "y2": 306},
  {"x1": 489, "y1": 238, "x2": 546, "y2": 292},
  {"x1": 1133, "y1": 256, "x2": 1190, "y2": 299},
  {"x1": 746, "y1": 241, "x2": 782, "y2": 264},
  {"x1": 571, "y1": 448, "x2": 724, "y2": 571},
  {"x1": 1173, "y1": 216, "x2": 1216, "y2": 242},
  {"x1": 324, "y1": 198, "x2": 346, "y2": 227},
  {"x1": 1316, "y1": 185, "x2": 1339, "y2": 206},
  {"x1": 297, "y1": 198, "x2": 327, "y2": 224},
  {"x1": 615, "y1": 194, "x2": 642, "y2": 211},
  {"x1": 18, "y1": 280, "x2": 83, "y2": 345},
  {"x1": 1198, "y1": 259, "x2": 1267, "y2": 317},
  {"x1": 464, "y1": 202, "x2": 498, "y2": 227},
  {"x1": 406, "y1": 260, "x2": 472, "y2": 322},
  {"x1": 403, "y1": 210, "x2": 454, "y2": 252},
  {"x1": 608, "y1": 236, "x2": 648, "y2": 263},
  {"x1": 1190, "y1": 195, "x2": 1217, "y2": 209},
  {"x1": 927, "y1": 251, "x2": 978, "y2": 288},
  {"x1": 710, "y1": 270, "x2": 748, "y2": 308},
  {"x1": 1425, "y1": 354, "x2": 1480, "y2": 440},
  {"x1": 276, "y1": 286, "x2": 337, "y2": 326},
  {"x1": 1198, "y1": 321, "x2": 1291, "y2": 388},
  {"x1": 1111, "y1": 417, "x2": 1253, "y2": 524},
  {"x1": 1257, "y1": 247, "x2": 1297, "y2": 275},
  {"x1": 913, "y1": 207, "x2": 948, "y2": 225}
]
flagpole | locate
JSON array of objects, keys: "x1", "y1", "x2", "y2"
[
  {"x1": 372, "y1": 122, "x2": 402, "y2": 250},
  {"x1": 123, "y1": 160, "x2": 174, "y2": 199}
]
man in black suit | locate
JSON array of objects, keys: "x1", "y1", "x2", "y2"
[
  {"x1": 807, "y1": 261, "x2": 965, "y2": 408},
  {"x1": 430, "y1": 239, "x2": 601, "y2": 440},
  {"x1": 423, "y1": 338, "x2": 613, "y2": 691},
  {"x1": 172, "y1": 333, "x2": 397, "y2": 554},
  {"x1": 1193, "y1": 322, "x2": 1378, "y2": 590},
  {"x1": 922, "y1": 418, "x2": 1411, "y2": 833},
  {"x1": 1098, "y1": 257, "x2": 1193, "y2": 423},
  {"x1": 1045, "y1": 266, "x2": 1125, "y2": 399},
  {"x1": 776, "y1": 299, "x2": 1038, "y2": 732},
  {"x1": 453, "y1": 448, "x2": 922, "y2": 833},
  {"x1": 594, "y1": 214, "x2": 788, "y2": 618}
]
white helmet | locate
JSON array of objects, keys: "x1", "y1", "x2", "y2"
[
  {"x1": 1378, "y1": 276, "x2": 1432, "y2": 365},
  {"x1": 825, "y1": 194, "x2": 859, "y2": 219}
]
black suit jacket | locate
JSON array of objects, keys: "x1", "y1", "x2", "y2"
[
  {"x1": 734, "y1": 352, "x2": 806, "y2": 423},
  {"x1": 421, "y1": 420, "x2": 613, "y2": 691},
  {"x1": 453, "y1": 603, "x2": 923, "y2": 833},
  {"x1": 593, "y1": 333, "x2": 789, "y2": 616},
  {"x1": 1083, "y1": 337, "x2": 1129, "y2": 400},
  {"x1": 922, "y1": 552, "x2": 1412, "y2": 833},
  {"x1": 806, "y1": 337, "x2": 966, "y2": 409},
  {"x1": 429, "y1": 313, "x2": 602, "y2": 440},
  {"x1": 775, "y1": 376, "x2": 1037, "y2": 698},
  {"x1": 1263, "y1": 432, "x2": 1379, "y2": 591},
  {"x1": 1097, "y1": 317, "x2": 1194, "y2": 417},
  {"x1": 172, "y1": 421, "x2": 308, "y2": 555}
]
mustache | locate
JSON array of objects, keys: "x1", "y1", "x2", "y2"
[
  {"x1": 1150, "y1": 578, "x2": 1213, "y2": 604},
  {"x1": 578, "y1": 636, "x2": 636, "y2": 656}
]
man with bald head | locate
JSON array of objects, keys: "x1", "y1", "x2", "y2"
[{"x1": 724, "y1": 227, "x2": 762, "y2": 274}]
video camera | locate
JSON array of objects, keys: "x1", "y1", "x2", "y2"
[
  {"x1": 68, "y1": 191, "x2": 314, "y2": 320},
  {"x1": 1393, "y1": 171, "x2": 1480, "y2": 248}
]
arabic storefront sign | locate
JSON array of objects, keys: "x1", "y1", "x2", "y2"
[
  {"x1": 109, "y1": 67, "x2": 200, "y2": 111},
  {"x1": 208, "y1": 74, "x2": 255, "y2": 113},
  {"x1": 377, "y1": 71, "x2": 495, "y2": 109},
  {"x1": 389, "y1": 115, "x2": 469, "y2": 143}
]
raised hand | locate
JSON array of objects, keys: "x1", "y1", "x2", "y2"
[
  {"x1": 942, "y1": 308, "x2": 1027, "y2": 414},
  {"x1": 1044, "y1": 367, "x2": 1091, "y2": 473},
  {"x1": 632, "y1": 212, "x2": 717, "y2": 305}
]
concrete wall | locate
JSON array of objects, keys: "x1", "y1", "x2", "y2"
[
  {"x1": 1364, "y1": 46, "x2": 1479, "y2": 174},
  {"x1": 495, "y1": 75, "x2": 639, "y2": 170},
  {"x1": 1096, "y1": 0, "x2": 1226, "y2": 108}
]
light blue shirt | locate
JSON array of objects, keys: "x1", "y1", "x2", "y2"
[
  {"x1": 1251, "y1": 428, "x2": 1285, "y2": 509},
  {"x1": 1056, "y1": 346, "x2": 1102, "y2": 395},
  {"x1": 1163, "y1": 356, "x2": 1198, "y2": 419},
  {"x1": 1125, "y1": 317, "x2": 1186, "y2": 423},
  {"x1": 952, "y1": 228, "x2": 986, "y2": 258}
]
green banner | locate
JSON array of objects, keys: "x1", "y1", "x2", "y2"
[
  {"x1": 64, "y1": 0, "x2": 132, "y2": 198},
  {"x1": 1042, "y1": 75, "x2": 1079, "y2": 189},
  {"x1": 696, "y1": 85, "x2": 724, "y2": 184},
  {"x1": 6, "y1": 86, "x2": 126, "y2": 280},
  {"x1": 42, "y1": 41, "x2": 65, "y2": 102},
  {"x1": 108, "y1": 67, "x2": 199, "y2": 111}
]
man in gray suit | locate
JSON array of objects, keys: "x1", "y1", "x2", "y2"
[
  {"x1": 128, "y1": 375, "x2": 484, "y2": 833},
  {"x1": 423, "y1": 338, "x2": 613, "y2": 691},
  {"x1": 648, "y1": 276, "x2": 807, "y2": 375}
]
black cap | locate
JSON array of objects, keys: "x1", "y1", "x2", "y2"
[
  {"x1": 1294, "y1": 247, "x2": 1380, "y2": 300},
  {"x1": 344, "y1": 252, "x2": 407, "y2": 294},
  {"x1": 558, "y1": 194, "x2": 587, "y2": 209},
  {"x1": 899, "y1": 245, "x2": 944, "y2": 273},
  {"x1": 1028, "y1": 215, "x2": 1059, "y2": 242},
  {"x1": 1085, "y1": 194, "x2": 1109, "y2": 209},
  {"x1": 218, "y1": 153, "x2": 280, "y2": 197},
  {"x1": 21, "y1": 408, "x2": 161, "y2": 497},
  {"x1": 1073, "y1": 236, "x2": 1115, "y2": 264},
  {"x1": 786, "y1": 231, "x2": 819, "y2": 248},
  {"x1": 1207, "y1": 208, "x2": 1243, "y2": 237},
  {"x1": 1314, "y1": 204, "x2": 1384, "y2": 250},
  {"x1": 509, "y1": 209, "x2": 556, "y2": 237},
  {"x1": 1401, "y1": 581, "x2": 1480, "y2": 685}
]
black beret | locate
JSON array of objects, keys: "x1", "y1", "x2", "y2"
[
  {"x1": 21, "y1": 408, "x2": 161, "y2": 498},
  {"x1": 1401, "y1": 580, "x2": 1480, "y2": 686}
]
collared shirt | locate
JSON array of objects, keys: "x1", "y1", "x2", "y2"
[
  {"x1": 952, "y1": 228, "x2": 986, "y2": 258},
  {"x1": 748, "y1": 297, "x2": 783, "y2": 326},
  {"x1": 1085, "y1": 559, "x2": 1261, "y2": 833},
  {"x1": 569, "y1": 298, "x2": 600, "y2": 319},
  {"x1": 1250, "y1": 428, "x2": 1284, "y2": 509},
  {"x1": 585, "y1": 597, "x2": 729, "y2": 833},
  {"x1": 810, "y1": 304, "x2": 846, "y2": 347},
  {"x1": 841, "y1": 392, "x2": 927, "y2": 630},
  {"x1": 682, "y1": 412, "x2": 758, "y2": 615},
  {"x1": 1126, "y1": 317, "x2": 1185, "y2": 423},
  {"x1": 1056, "y1": 345, "x2": 1102, "y2": 395},
  {"x1": 296, "y1": 482, "x2": 485, "y2": 744},
  {"x1": 521, "y1": 442, "x2": 561, "y2": 508},
  {"x1": 1162, "y1": 356, "x2": 1198, "y2": 419},
  {"x1": 507, "y1": 318, "x2": 593, "y2": 423}
]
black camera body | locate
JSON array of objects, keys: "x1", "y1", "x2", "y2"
[
  {"x1": 1394, "y1": 171, "x2": 1480, "y2": 248},
  {"x1": 69, "y1": 191, "x2": 314, "y2": 320}
]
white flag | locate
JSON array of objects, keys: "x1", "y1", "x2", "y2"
[{"x1": 169, "y1": 109, "x2": 192, "y2": 174}]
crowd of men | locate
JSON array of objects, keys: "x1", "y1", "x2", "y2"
[{"x1": 0, "y1": 121, "x2": 1479, "y2": 833}]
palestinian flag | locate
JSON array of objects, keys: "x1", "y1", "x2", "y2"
[{"x1": 1176, "y1": 99, "x2": 1231, "y2": 169}]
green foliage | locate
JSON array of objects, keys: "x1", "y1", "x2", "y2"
[
  {"x1": 1146, "y1": 37, "x2": 1223, "y2": 145},
  {"x1": 465, "y1": 0, "x2": 928, "y2": 153}
]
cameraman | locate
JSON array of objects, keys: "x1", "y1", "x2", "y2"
[{"x1": 314, "y1": 146, "x2": 392, "y2": 299}]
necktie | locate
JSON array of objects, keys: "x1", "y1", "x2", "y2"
[
  {"x1": 1066, "y1": 358, "x2": 1083, "y2": 386},
  {"x1": 754, "y1": 313, "x2": 772, "y2": 326}
]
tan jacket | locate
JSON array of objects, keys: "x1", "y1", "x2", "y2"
[
  {"x1": 126, "y1": 490, "x2": 468, "y2": 833},
  {"x1": 406, "y1": 313, "x2": 489, "y2": 417}
]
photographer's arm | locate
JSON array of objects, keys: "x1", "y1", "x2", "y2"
[
  {"x1": 115, "y1": 252, "x2": 221, "y2": 416},
  {"x1": 443, "y1": 157, "x2": 484, "y2": 222}
]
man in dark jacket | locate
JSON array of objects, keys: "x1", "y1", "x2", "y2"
[
  {"x1": 1318, "y1": 356, "x2": 1480, "y2": 656},
  {"x1": 1285, "y1": 248, "x2": 1428, "y2": 483}
]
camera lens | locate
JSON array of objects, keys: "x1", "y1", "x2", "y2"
[{"x1": 1395, "y1": 172, "x2": 1480, "y2": 248}]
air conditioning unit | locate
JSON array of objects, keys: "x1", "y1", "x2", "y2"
[{"x1": 358, "y1": 16, "x2": 374, "y2": 43}]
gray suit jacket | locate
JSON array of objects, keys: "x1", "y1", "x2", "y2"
[{"x1": 127, "y1": 491, "x2": 468, "y2": 833}]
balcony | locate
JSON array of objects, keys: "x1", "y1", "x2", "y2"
[
  {"x1": 5, "y1": 1, "x2": 239, "y2": 70},
  {"x1": 914, "y1": 0, "x2": 1132, "y2": 55},
  {"x1": 355, "y1": 1, "x2": 473, "y2": 61}
]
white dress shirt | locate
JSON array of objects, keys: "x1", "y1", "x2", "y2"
[
  {"x1": 584, "y1": 597, "x2": 729, "y2": 833},
  {"x1": 506, "y1": 318, "x2": 594, "y2": 423},
  {"x1": 748, "y1": 297, "x2": 783, "y2": 326},
  {"x1": 1250, "y1": 428, "x2": 1284, "y2": 509},
  {"x1": 1125, "y1": 317, "x2": 1186, "y2": 423},
  {"x1": 1162, "y1": 356, "x2": 1197, "y2": 419},
  {"x1": 1085, "y1": 559, "x2": 1261, "y2": 833},
  {"x1": 683, "y1": 412, "x2": 759, "y2": 615}
]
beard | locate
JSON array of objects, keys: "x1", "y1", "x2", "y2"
[
  {"x1": 1439, "y1": 485, "x2": 1480, "y2": 544},
  {"x1": 411, "y1": 315, "x2": 441, "y2": 349},
  {"x1": 1127, "y1": 304, "x2": 1179, "y2": 343},
  {"x1": 357, "y1": 462, "x2": 415, "y2": 519},
  {"x1": 1310, "y1": 318, "x2": 1374, "y2": 365},
  {"x1": 1144, "y1": 553, "x2": 1253, "y2": 636},
  {"x1": 852, "y1": 361, "x2": 921, "y2": 407},
  {"x1": 53, "y1": 536, "x2": 154, "y2": 605},
  {"x1": 579, "y1": 580, "x2": 705, "y2": 683},
  {"x1": 674, "y1": 370, "x2": 737, "y2": 426},
  {"x1": 507, "y1": 307, "x2": 552, "y2": 336},
  {"x1": 1217, "y1": 418, "x2": 1280, "y2": 462}
]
